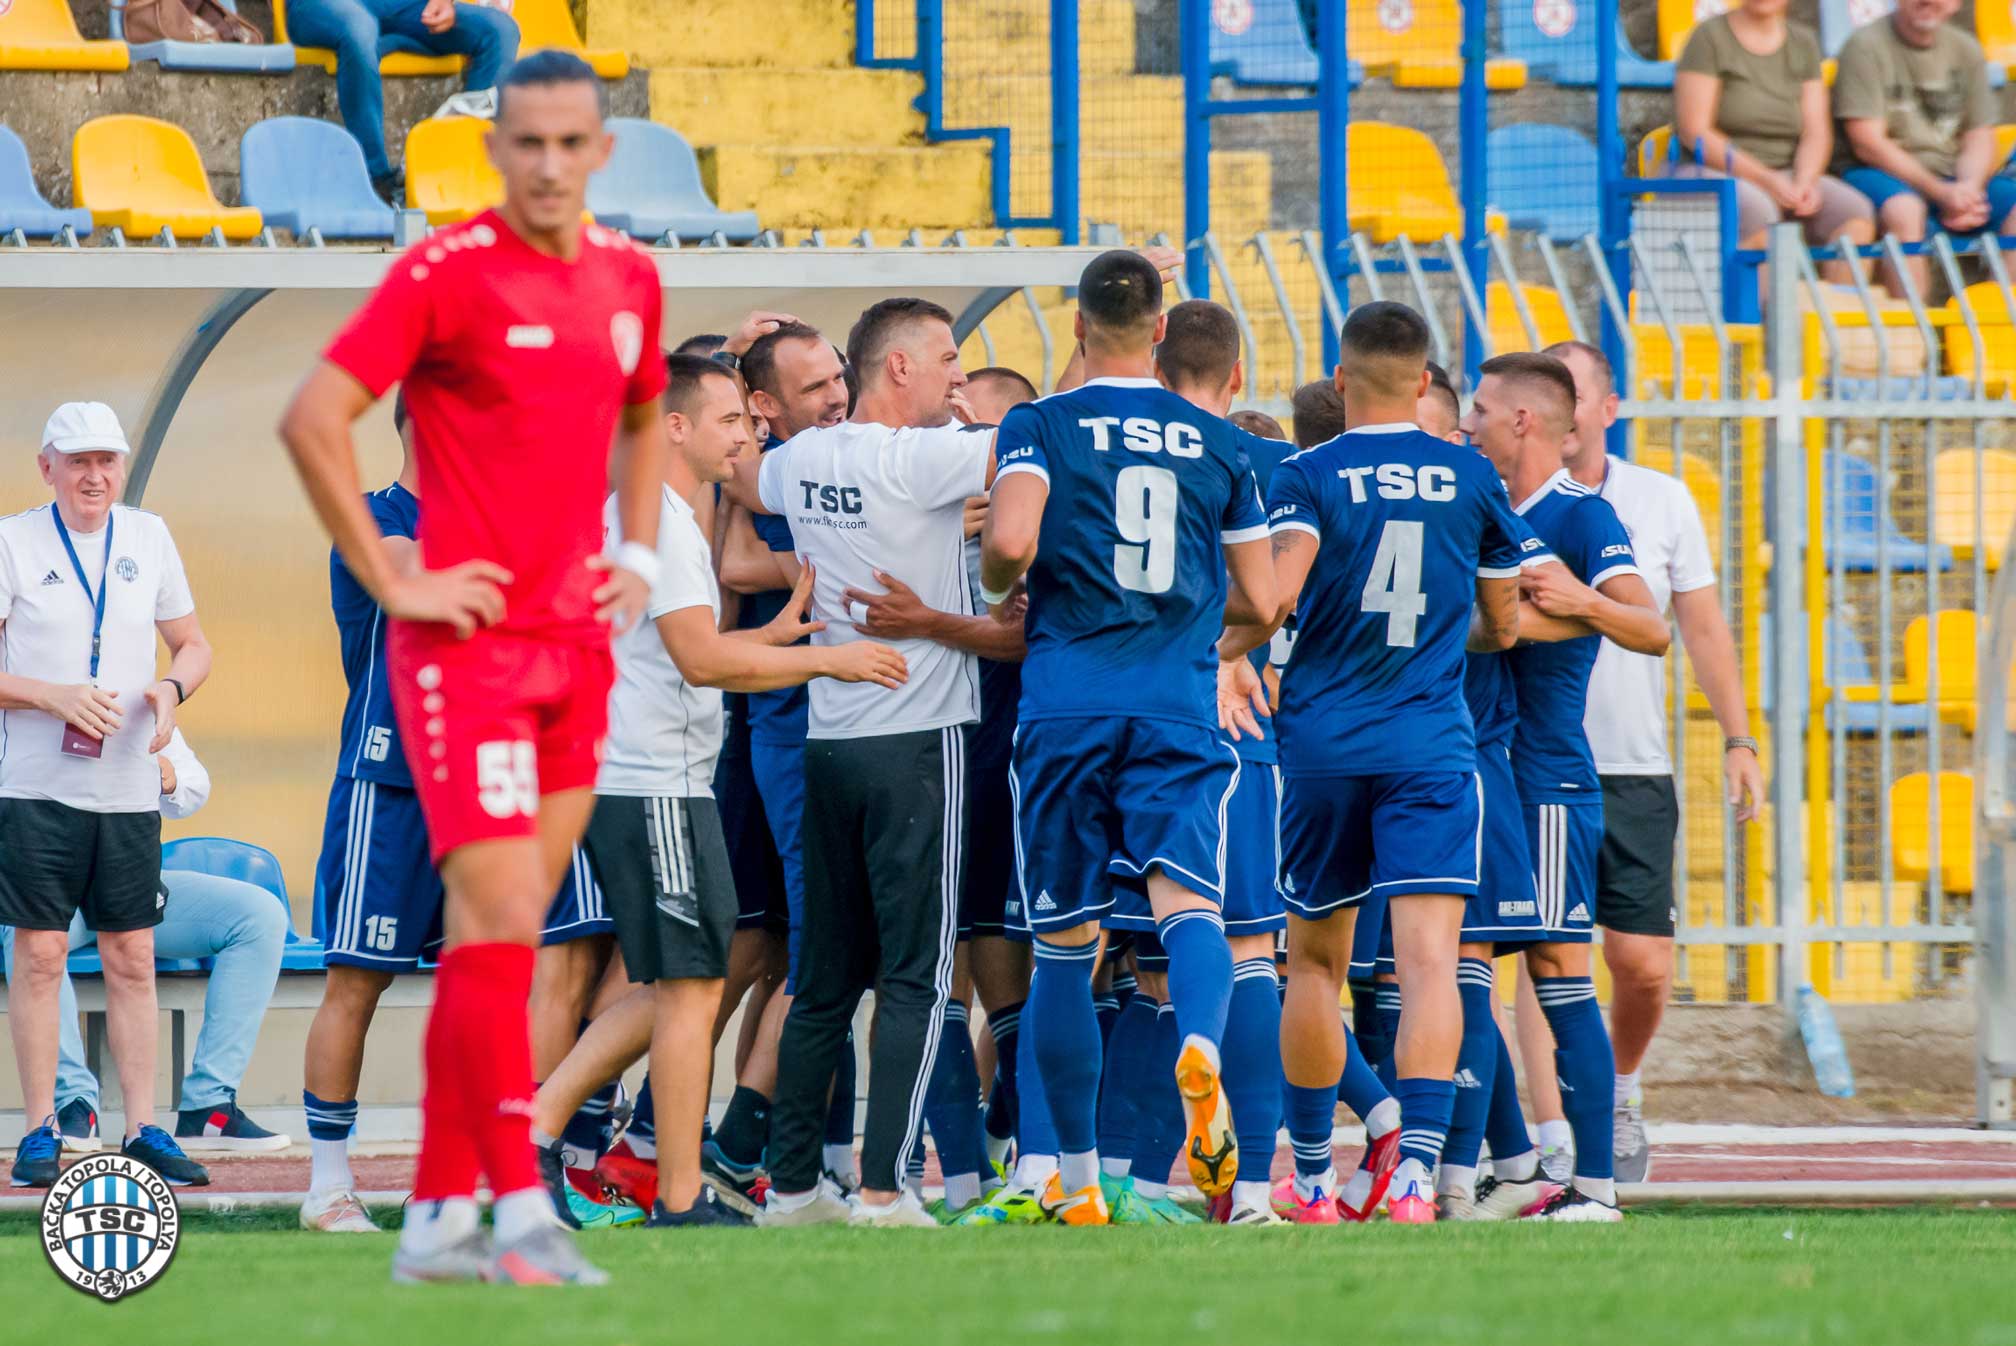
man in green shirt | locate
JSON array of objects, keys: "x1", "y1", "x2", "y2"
[{"x1": 1834, "y1": 0, "x2": 2013, "y2": 291}]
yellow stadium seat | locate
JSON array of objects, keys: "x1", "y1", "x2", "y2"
[
  {"x1": 1486, "y1": 282, "x2": 1575, "y2": 354},
  {"x1": 404, "y1": 116, "x2": 499, "y2": 224},
  {"x1": 1347, "y1": 122, "x2": 1504, "y2": 244},
  {"x1": 513, "y1": 0, "x2": 628, "y2": 78},
  {"x1": 1890, "y1": 771, "x2": 1974, "y2": 894},
  {"x1": 1977, "y1": 4, "x2": 2016, "y2": 76},
  {"x1": 1658, "y1": 0, "x2": 1729, "y2": 62},
  {"x1": 1632, "y1": 444, "x2": 1724, "y2": 546},
  {"x1": 1997, "y1": 124, "x2": 2016, "y2": 170},
  {"x1": 273, "y1": 0, "x2": 465, "y2": 75},
  {"x1": 1932, "y1": 447, "x2": 2016, "y2": 571},
  {"x1": 1944, "y1": 280, "x2": 2016, "y2": 395},
  {"x1": 72, "y1": 116, "x2": 263, "y2": 241},
  {"x1": 0, "y1": 0, "x2": 128, "y2": 70},
  {"x1": 1349, "y1": 0, "x2": 1525, "y2": 89},
  {"x1": 1637, "y1": 125, "x2": 1673, "y2": 178},
  {"x1": 1840, "y1": 609, "x2": 1977, "y2": 730}
]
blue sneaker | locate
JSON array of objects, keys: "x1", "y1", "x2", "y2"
[
  {"x1": 123, "y1": 1125, "x2": 210, "y2": 1186},
  {"x1": 10, "y1": 1118, "x2": 61, "y2": 1187},
  {"x1": 699, "y1": 1140, "x2": 765, "y2": 1217},
  {"x1": 175, "y1": 1091, "x2": 289, "y2": 1153},
  {"x1": 56, "y1": 1098, "x2": 101, "y2": 1153}
]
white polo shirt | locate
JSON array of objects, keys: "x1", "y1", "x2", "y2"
[
  {"x1": 1581, "y1": 455, "x2": 1718, "y2": 776},
  {"x1": 757, "y1": 419, "x2": 990, "y2": 740},
  {"x1": 0, "y1": 503, "x2": 195, "y2": 812},
  {"x1": 597, "y1": 486, "x2": 724, "y2": 798}
]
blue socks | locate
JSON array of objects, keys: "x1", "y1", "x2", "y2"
[
  {"x1": 1013, "y1": 994, "x2": 1058, "y2": 1162},
  {"x1": 1129, "y1": 1001, "x2": 1185, "y2": 1191},
  {"x1": 1028, "y1": 937, "x2": 1104, "y2": 1155},
  {"x1": 1285, "y1": 1080, "x2": 1339, "y2": 1182},
  {"x1": 1337, "y1": 1020, "x2": 1392, "y2": 1124},
  {"x1": 1393, "y1": 1075, "x2": 1456, "y2": 1173},
  {"x1": 302, "y1": 1089, "x2": 356, "y2": 1143},
  {"x1": 1097, "y1": 993, "x2": 1159, "y2": 1166},
  {"x1": 924, "y1": 1002, "x2": 988, "y2": 1181},
  {"x1": 1094, "y1": 986, "x2": 1121, "y2": 1043},
  {"x1": 561, "y1": 1078, "x2": 619, "y2": 1161},
  {"x1": 1536, "y1": 976, "x2": 1615, "y2": 1183},
  {"x1": 984, "y1": 1000, "x2": 1023, "y2": 1143},
  {"x1": 1484, "y1": 1031, "x2": 1536, "y2": 1172},
  {"x1": 1157, "y1": 910, "x2": 1233, "y2": 1049},
  {"x1": 1225, "y1": 957, "x2": 1283, "y2": 1174},
  {"x1": 1442, "y1": 957, "x2": 1499, "y2": 1175},
  {"x1": 629, "y1": 1072, "x2": 656, "y2": 1146},
  {"x1": 1373, "y1": 983, "x2": 1402, "y2": 1089}
]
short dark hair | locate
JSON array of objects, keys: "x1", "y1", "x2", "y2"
[
  {"x1": 1341, "y1": 301, "x2": 1431, "y2": 365},
  {"x1": 1290, "y1": 379, "x2": 1350, "y2": 449},
  {"x1": 846, "y1": 297, "x2": 955, "y2": 387},
  {"x1": 1079, "y1": 249, "x2": 1164, "y2": 345},
  {"x1": 1543, "y1": 339, "x2": 1614, "y2": 398},
  {"x1": 662, "y1": 352, "x2": 737, "y2": 416},
  {"x1": 1479, "y1": 351, "x2": 1578, "y2": 432},
  {"x1": 673, "y1": 333, "x2": 727, "y2": 358},
  {"x1": 391, "y1": 388, "x2": 410, "y2": 434},
  {"x1": 1229, "y1": 409, "x2": 1287, "y2": 441},
  {"x1": 1422, "y1": 359, "x2": 1461, "y2": 426},
  {"x1": 968, "y1": 366, "x2": 1039, "y2": 405},
  {"x1": 496, "y1": 50, "x2": 607, "y2": 120},
  {"x1": 1157, "y1": 299, "x2": 1242, "y2": 391},
  {"x1": 742, "y1": 320, "x2": 827, "y2": 398}
]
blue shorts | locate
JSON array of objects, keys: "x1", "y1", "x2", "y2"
[
  {"x1": 1012, "y1": 716, "x2": 1238, "y2": 937},
  {"x1": 962, "y1": 745, "x2": 1018, "y2": 940},
  {"x1": 1110, "y1": 752, "x2": 1284, "y2": 937},
  {"x1": 541, "y1": 845, "x2": 612, "y2": 945},
  {"x1": 750, "y1": 738, "x2": 808, "y2": 987},
  {"x1": 1348, "y1": 888, "x2": 1393, "y2": 982},
  {"x1": 1279, "y1": 770, "x2": 1482, "y2": 921},
  {"x1": 718, "y1": 703, "x2": 789, "y2": 934},
  {"x1": 316, "y1": 776, "x2": 444, "y2": 970},
  {"x1": 1840, "y1": 166, "x2": 2016, "y2": 236},
  {"x1": 1468, "y1": 741, "x2": 1546, "y2": 947},
  {"x1": 1525, "y1": 798, "x2": 1602, "y2": 943}
]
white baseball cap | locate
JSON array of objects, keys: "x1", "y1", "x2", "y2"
[{"x1": 41, "y1": 402, "x2": 131, "y2": 456}]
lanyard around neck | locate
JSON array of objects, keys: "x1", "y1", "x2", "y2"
[{"x1": 50, "y1": 506, "x2": 113, "y2": 683}]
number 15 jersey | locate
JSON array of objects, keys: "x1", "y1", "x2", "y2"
[
  {"x1": 994, "y1": 377, "x2": 1268, "y2": 729},
  {"x1": 1267, "y1": 423, "x2": 1533, "y2": 777}
]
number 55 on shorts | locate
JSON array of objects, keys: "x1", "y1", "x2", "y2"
[{"x1": 476, "y1": 740, "x2": 539, "y2": 819}]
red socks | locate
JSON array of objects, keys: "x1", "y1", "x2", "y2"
[{"x1": 410, "y1": 942, "x2": 540, "y2": 1202}]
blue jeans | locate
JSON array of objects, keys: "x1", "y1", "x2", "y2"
[
  {"x1": 286, "y1": 0, "x2": 520, "y2": 178},
  {"x1": 1839, "y1": 166, "x2": 2016, "y2": 238},
  {"x1": 2, "y1": 872, "x2": 288, "y2": 1113}
]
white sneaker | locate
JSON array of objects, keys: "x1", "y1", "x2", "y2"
[
  {"x1": 760, "y1": 1178, "x2": 852, "y2": 1228},
  {"x1": 1471, "y1": 1173, "x2": 1559, "y2": 1221},
  {"x1": 1527, "y1": 1186, "x2": 1623, "y2": 1223},
  {"x1": 433, "y1": 88, "x2": 498, "y2": 120},
  {"x1": 390, "y1": 1227, "x2": 491, "y2": 1284},
  {"x1": 847, "y1": 1189, "x2": 939, "y2": 1228},
  {"x1": 301, "y1": 1188, "x2": 382, "y2": 1233},
  {"x1": 1538, "y1": 1143, "x2": 1574, "y2": 1186},
  {"x1": 1223, "y1": 1198, "x2": 1287, "y2": 1226}
]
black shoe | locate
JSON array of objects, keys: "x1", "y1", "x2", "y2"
[
  {"x1": 698, "y1": 1140, "x2": 765, "y2": 1217},
  {"x1": 56, "y1": 1098, "x2": 101, "y2": 1153},
  {"x1": 175, "y1": 1091, "x2": 290, "y2": 1153},
  {"x1": 537, "y1": 1139, "x2": 581, "y2": 1230},
  {"x1": 123, "y1": 1125, "x2": 210, "y2": 1186},
  {"x1": 371, "y1": 169, "x2": 406, "y2": 208},
  {"x1": 10, "y1": 1118, "x2": 61, "y2": 1187},
  {"x1": 647, "y1": 1190, "x2": 753, "y2": 1227}
]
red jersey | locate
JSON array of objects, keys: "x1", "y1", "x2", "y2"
[{"x1": 325, "y1": 211, "x2": 667, "y2": 641}]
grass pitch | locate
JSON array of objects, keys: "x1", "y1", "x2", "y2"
[{"x1": 6, "y1": 1206, "x2": 2014, "y2": 1344}]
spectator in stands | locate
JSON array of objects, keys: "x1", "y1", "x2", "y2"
[
  {"x1": 288, "y1": 0, "x2": 521, "y2": 202},
  {"x1": 1666, "y1": 0, "x2": 1875, "y2": 266},
  {"x1": 1, "y1": 731, "x2": 291, "y2": 1157},
  {"x1": 1289, "y1": 377, "x2": 1349, "y2": 449},
  {"x1": 1835, "y1": 0, "x2": 2011, "y2": 295},
  {"x1": 0, "y1": 402, "x2": 212, "y2": 1188}
]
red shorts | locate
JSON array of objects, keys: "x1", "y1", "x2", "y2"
[{"x1": 386, "y1": 623, "x2": 614, "y2": 863}]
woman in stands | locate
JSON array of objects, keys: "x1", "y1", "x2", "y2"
[{"x1": 1662, "y1": 0, "x2": 1875, "y2": 275}]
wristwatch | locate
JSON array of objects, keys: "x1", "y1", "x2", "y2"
[
  {"x1": 711, "y1": 349, "x2": 743, "y2": 373},
  {"x1": 1724, "y1": 735, "x2": 1758, "y2": 754}
]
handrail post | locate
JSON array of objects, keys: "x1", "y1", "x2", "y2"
[
  {"x1": 1766, "y1": 222, "x2": 1810, "y2": 1013},
  {"x1": 1050, "y1": 0, "x2": 1080, "y2": 243}
]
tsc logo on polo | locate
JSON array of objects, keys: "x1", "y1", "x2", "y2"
[{"x1": 114, "y1": 557, "x2": 138, "y2": 583}]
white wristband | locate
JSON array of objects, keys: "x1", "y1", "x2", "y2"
[
  {"x1": 979, "y1": 582, "x2": 1014, "y2": 606},
  {"x1": 613, "y1": 540, "x2": 662, "y2": 590}
]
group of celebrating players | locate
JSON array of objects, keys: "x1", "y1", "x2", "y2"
[{"x1": 274, "y1": 50, "x2": 1665, "y2": 1286}]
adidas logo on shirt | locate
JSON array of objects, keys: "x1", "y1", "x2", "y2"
[
  {"x1": 39, "y1": 569, "x2": 61, "y2": 586},
  {"x1": 1568, "y1": 903, "x2": 1590, "y2": 923},
  {"x1": 1034, "y1": 891, "x2": 1057, "y2": 912}
]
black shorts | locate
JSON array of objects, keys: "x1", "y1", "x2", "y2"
[
  {"x1": 1596, "y1": 774, "x2": 1679, "y2": 937},
  {"x1": 0, "y1": 798, "x2": 162, "y2": 933},
  {"x1": 716, "y1": 699, "x2": 788, "y2": 935},
  {"x1": 582, "y1": 794, "x2": 739, "y2": 982},
  {"x1": 961, "y1": 744, "x2": 1015, "y2": 940}
]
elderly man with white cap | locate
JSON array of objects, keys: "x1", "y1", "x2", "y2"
[{"x1": 0, "y1": 402, "x2": 213, "y2": 1188}]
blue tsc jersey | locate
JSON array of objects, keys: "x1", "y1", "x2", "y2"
[
  {"x1": 1506, "y1": 470, "x2": 1642, "y2": 802},
  {"x1": 744, "y1": 436, "x2": 809, "y2": 747},
  {"x1": 996, "y1": 377, "x2": 1268, "y2": 729},
  {"x1": 1463, "y1": 502, "x2": 1552, "y2": 749},
  {"x1": 1234, "y1": 427, "x2": 1292, "y2": 766},
  {"x1": 332, "y1": 483, "x2": 418, "y2": 788},
  {"x1": 1267, "y1": 424, "x2": 1532, "y2": 776}
]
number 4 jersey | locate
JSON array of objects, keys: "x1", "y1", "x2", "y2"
[
  {"x1": 1267, "y1": 423, "x2": 1534, "y2": 777},
  {"x1": 994, "y1": 377, "x2": 1268, "y2": 728}
]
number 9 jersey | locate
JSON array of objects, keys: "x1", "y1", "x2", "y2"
[{"x1": 994, "y1": 376, "x2": 1268, "y2": 728}]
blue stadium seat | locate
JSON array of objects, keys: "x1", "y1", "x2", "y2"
[
  {"x1": 1825, "y1": 614, "x2": 1931, "y2": 734},
  {"x1": 1498, "y1": 0, "x2": 1676, "y2": 87},
  {"x1": 162, "y1": 835, "x2": 327, "y2": 971},
  {"x1": 1486, "y1": 123, "x2": 1600, "y2": 242},
  {"x1": 239, "y1": 116, "x2": 395, "y2": 240},
  {"x1": 1821, "y1": 448, "x2": 1953, "y2": 573},
  {"x1": 108, "y1": 0, "x2": 294, "y2": 71},
  {"x1": 0, "y1": 124, "x2": 92, "y2": 238},
  {"x1": 589, "y1": 118, "x2": 760, "y2": 244},
  {"x1": 1208, "y1": 0, "x2": 1361, "y2": 87}
]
